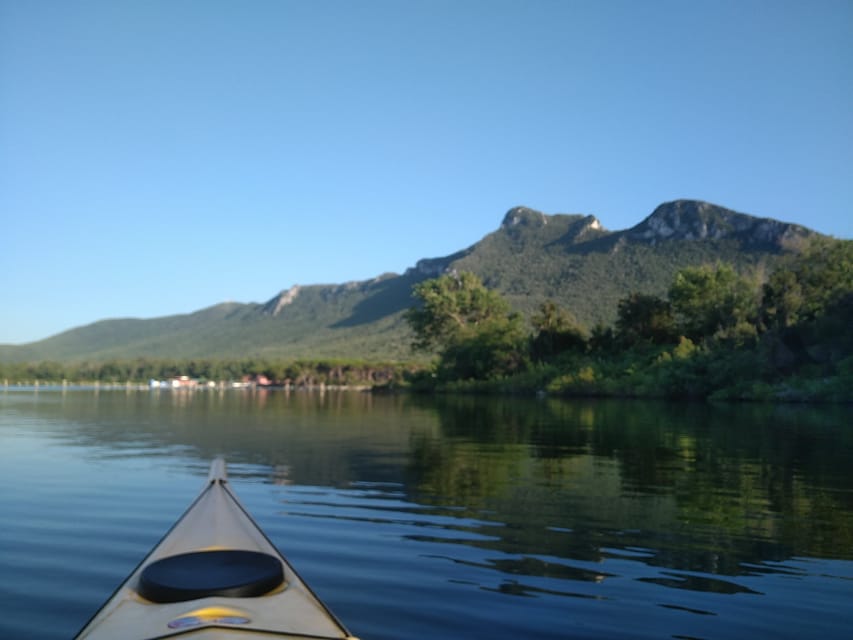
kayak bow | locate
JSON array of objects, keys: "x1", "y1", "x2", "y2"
[{"x1": 75, "y1": 459, "x2": 358, "y2": 639}]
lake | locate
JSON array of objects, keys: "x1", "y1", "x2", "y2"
[{"x1": 1, "y1": 387, "x2": 851, "y2": 639}]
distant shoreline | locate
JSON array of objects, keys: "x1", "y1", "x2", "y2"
[{"x1": 1, "y1": 381, "x2": 374, "y2": 392}]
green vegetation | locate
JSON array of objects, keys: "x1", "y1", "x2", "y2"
[
  {"x1": 0, "y1": 201, "x2": 816, "y2": 365},
  {"x1": 0, "y1": 358, "x2": 411, "y2": 387},
  {"x1": 406, "y1": 237, "x2": 853, "y2": 402},
  {"x1": 404, "y1": 272, "x2": 528, "y2": 380},
  {"x1": 7, "y1": 235, "x2": 850, "y2": 402},
  {"x1": 0, "y1": 279, "x2": 423, "y2": 363}
]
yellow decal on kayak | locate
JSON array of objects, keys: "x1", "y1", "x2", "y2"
[{"x1": 167, "y1": 606, "x2": 251, "y2": 629}]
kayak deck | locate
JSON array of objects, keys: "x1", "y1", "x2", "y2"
[{"x1": 75, "y1": 459, "x2": 358, "y2": 639}]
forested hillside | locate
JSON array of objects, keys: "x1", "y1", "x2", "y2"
[
  {"x1": 0, "y1": 200, "x2": 822, "y2": 364},
  {"x1": 404, "y1": 237, "x2": 853, "y2": 402}
]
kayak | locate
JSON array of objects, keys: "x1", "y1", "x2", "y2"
[{"x1": 74, "y1": 458, "x2": 359, "y2": 639}]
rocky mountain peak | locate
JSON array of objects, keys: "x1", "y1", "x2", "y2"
[
  {"x1": 628, "y1": 199, "x2": 814, "y2": 249},
  {"x1": 501, "y1": 206, "x2": 549, "y2": 229},
  {"x1": 575, "y1": 214, "x2": 604, "y2": 235},
  {"x1": 585, "y1": 215, "x2": 603, "y2": 231}
]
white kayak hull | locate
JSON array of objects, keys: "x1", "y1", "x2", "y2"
[{"x1": 75, "y1": 459, "x2": 358, "y2": 639}]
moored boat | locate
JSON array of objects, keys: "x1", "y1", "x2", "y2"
[{"x1": 75, "y1": 458, "x2": 358, "y2": 639}]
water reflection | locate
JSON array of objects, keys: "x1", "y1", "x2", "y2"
[
  {"x1": 8, "y1": 389, "x2": 853, "y2": 572},
  {"x1": 2, "y1": 388, "x2": 852, "y2": 640},
  {"x1": 638, "y1": 572, "x2": 762, "y2": 595},
  {"x1": 407, "y1": 395, "x2": 853, "y2": 572}
]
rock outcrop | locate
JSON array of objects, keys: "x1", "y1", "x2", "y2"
[
  {"x1": 262, "y1": 285, "x2": 301, "y2": 316},
  {"x1": 627, "y1": 200, "x2": 814, "y2": 249}
]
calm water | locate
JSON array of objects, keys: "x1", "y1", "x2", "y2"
[{"x1": 1, "y1": 388, "x2": 851, "y2": 639}]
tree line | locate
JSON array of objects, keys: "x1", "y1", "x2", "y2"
[
  {"x1": 404, "y1": 237, "x2": 853, "y2": 401},
  {"x1": 0, "y1": 358, "x2": 409, "y2": 387}
]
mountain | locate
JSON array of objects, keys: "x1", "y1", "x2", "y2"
[
  {"x1": 444, "y1": 199, "x2": 816, "y2": 324},
  {"x1": 0, "y1": 200, "x2": 821, "y2": 363}
]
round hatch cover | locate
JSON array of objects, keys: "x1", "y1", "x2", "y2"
[{"x1": 139, "y1": 550, "x2": 284, "y2": 603}]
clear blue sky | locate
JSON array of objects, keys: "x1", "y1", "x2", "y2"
[{"x1": 2, "y1": 0, "x2": 851, "y2": 345}]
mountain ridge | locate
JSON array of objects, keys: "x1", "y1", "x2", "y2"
[
  {"x1": 628, "y1": 200, "x2": 812, "y2": 249},
  {"x1": 0, "y1": 200, "x2": 824, "y2": 362}
]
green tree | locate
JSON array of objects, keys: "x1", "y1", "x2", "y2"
[
  {"x1": 616, "y1": 293, "x2": 677, "y2": 345},
  {"x1": 406, "y1": 272, "x2": 513, "y2": 351},
  {"x1": 762, "y1": 238, "x2": 853, "y2": 329},
  {"x1": 760, "y1": 239, "x2": 853, "y2": 376},
  {"x1": 406, "y1": 272, "x2": 527, "y2": 380},
  {"x1": 530, "y1": 300, "x2": 587, "y2": 360},
  {"x1": 589, "y1": 324, "x2": 617, "y2": 354},
  {"x1": 669, "y1": 264, "x2": 759, "y2": 343},
  {"x1": 439, "y1": 319, "x2": 528, "y2": 380}
]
